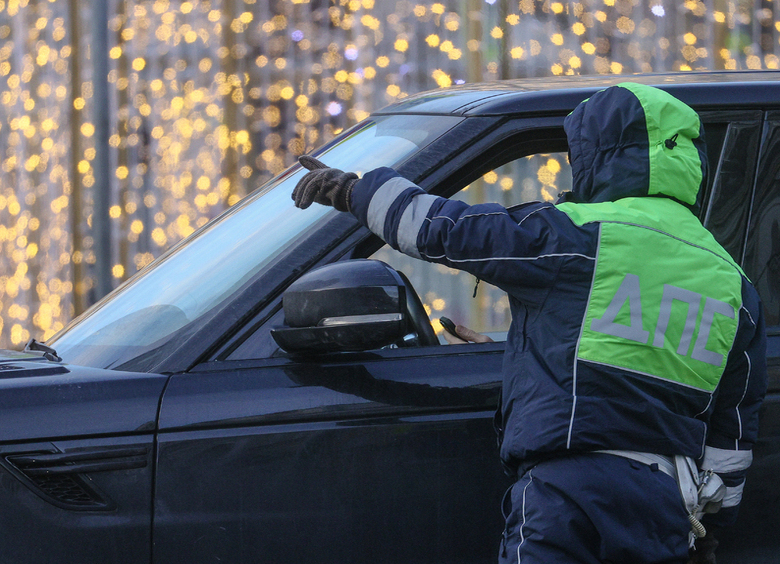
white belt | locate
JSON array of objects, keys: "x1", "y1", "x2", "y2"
[{"x1": 594, "y1": 449, "x2": 676, "y2": 479}]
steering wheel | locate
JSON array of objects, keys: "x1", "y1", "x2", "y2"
[{"x1": 396, "y1": 271, "x2": 439, "y2": 347}]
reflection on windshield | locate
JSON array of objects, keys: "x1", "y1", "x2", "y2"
[{"x1": 50, "y1": 114, "x2": 462, "y2": 370}]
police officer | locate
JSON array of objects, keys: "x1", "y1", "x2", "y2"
[{"x1": 292, "y1": 82, "x2": 767, "y2": 564}]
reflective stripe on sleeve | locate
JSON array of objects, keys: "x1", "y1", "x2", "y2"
[
  {"x1": 366, "y1": 177, "x2": 415, "y2": 240},
  {"x1": 722, "y1": 482, "x2": 745, "y2": 508},
  {"x1": 397, "y1": 194, "x2": 438, "y2": 258},
  {"x1": 701, "y1": 446, "x2": 753, "y2": 473}
]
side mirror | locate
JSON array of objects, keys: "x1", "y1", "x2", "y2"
[{"x1": 271, "y1": 260, "x2": 410, "y2": 354}]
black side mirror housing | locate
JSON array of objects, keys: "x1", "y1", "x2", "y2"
[{"x1": 271, "y1": 260, "x2": 409, "y2": 354}]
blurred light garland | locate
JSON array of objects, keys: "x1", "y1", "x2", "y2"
[{"x1": 0, "y1": 0, "x2": 775, "y2": 348}]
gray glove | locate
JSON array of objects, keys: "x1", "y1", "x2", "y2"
[{"x1": 292, "y1": 155, "x2": 358, "y2": 212}]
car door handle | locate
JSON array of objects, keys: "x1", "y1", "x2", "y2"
[{"x1": 7, "y1": 446, "x2": 149, "y2": 475}]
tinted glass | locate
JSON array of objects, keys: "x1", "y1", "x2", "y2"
[
  {"x1": 701, "y1": 118, "x2": 761, "y2": 264},
  {"x1": 744, "y1": 116, "x2": 780, "y2": 329},
  {"x1": 50, "y1": 115, "x2": 462, "y2": 369}
]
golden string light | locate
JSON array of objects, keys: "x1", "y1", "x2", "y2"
[{"x1": 0, "y1": 0, "x2": 776, "y2": 347}]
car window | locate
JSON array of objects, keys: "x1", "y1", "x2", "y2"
[
  {"x1": 699, "y1": 116, "x2": 762, "y2": 264},
  {"x1": 371, "y1": 152, "x2": 571, "y2": 342},
  {"x1": 744, "y1": 115, "x2": 780, "y2": 330},
  {"x1": 49, "y1": 114, "x2": 463, "y2": 370}
]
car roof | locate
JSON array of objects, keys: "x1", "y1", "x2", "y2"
[{"x1": 372, "y1": 70, "x2": 780, "y2": 117}]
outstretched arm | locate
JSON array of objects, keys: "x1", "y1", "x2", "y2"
[{"x1": 293, "y1": 157, "x2": 593, "y2": 304}]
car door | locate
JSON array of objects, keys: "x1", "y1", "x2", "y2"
[
  {"x1": 151, "y1": 109, "x2": 768, "y2": 564},
  {"x1": 717, "y1": 110, "x2": 780, "y2": 563},
  {"x1": 154, "y1": 342, "x2": 507, "y2": 563},
  {"x1": 0, "y1": 358, "x2": 167, "y2": 564}
]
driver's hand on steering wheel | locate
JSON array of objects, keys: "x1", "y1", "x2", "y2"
[{"x1": 442, "y1": 324, "x2": 494, "y2": 345}]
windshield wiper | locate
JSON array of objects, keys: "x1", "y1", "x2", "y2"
[{"x1": 24, "y1": 339, "x2": 63, "y2": 362}]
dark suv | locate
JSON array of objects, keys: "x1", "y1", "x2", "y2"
[{"x1": 1, "y1": 71, "x2": 778, "y2": 563}]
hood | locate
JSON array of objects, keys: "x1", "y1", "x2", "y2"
[{"x1": 563, "y1": 82, "x2": 707, "y2": 212}]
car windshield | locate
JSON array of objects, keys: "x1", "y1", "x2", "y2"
[{"x1": 50, "y1": 114, "x2": 462, "y2": 370}]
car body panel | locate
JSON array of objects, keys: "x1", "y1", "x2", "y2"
[
  {"x1": 154, "y1": 346, "x2": 505, "y2": 563},
  {"x1": 0, "y1": 353, "x2": 167, "y2": 442},
  {"x1": 0, "y1": 434, "x2": 156, "y2": 564}
]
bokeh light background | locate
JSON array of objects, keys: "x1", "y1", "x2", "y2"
[{"x1": 0, "y1": 0, "x2": 775, "y2": 348}]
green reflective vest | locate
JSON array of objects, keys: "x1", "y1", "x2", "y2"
[{"x1": 558, "y1": 197, "x2": 743, "y2": 392}]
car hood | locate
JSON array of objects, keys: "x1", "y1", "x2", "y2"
[{"x1": 0, "y1": 350, "x2": 168, "y2": 443}]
